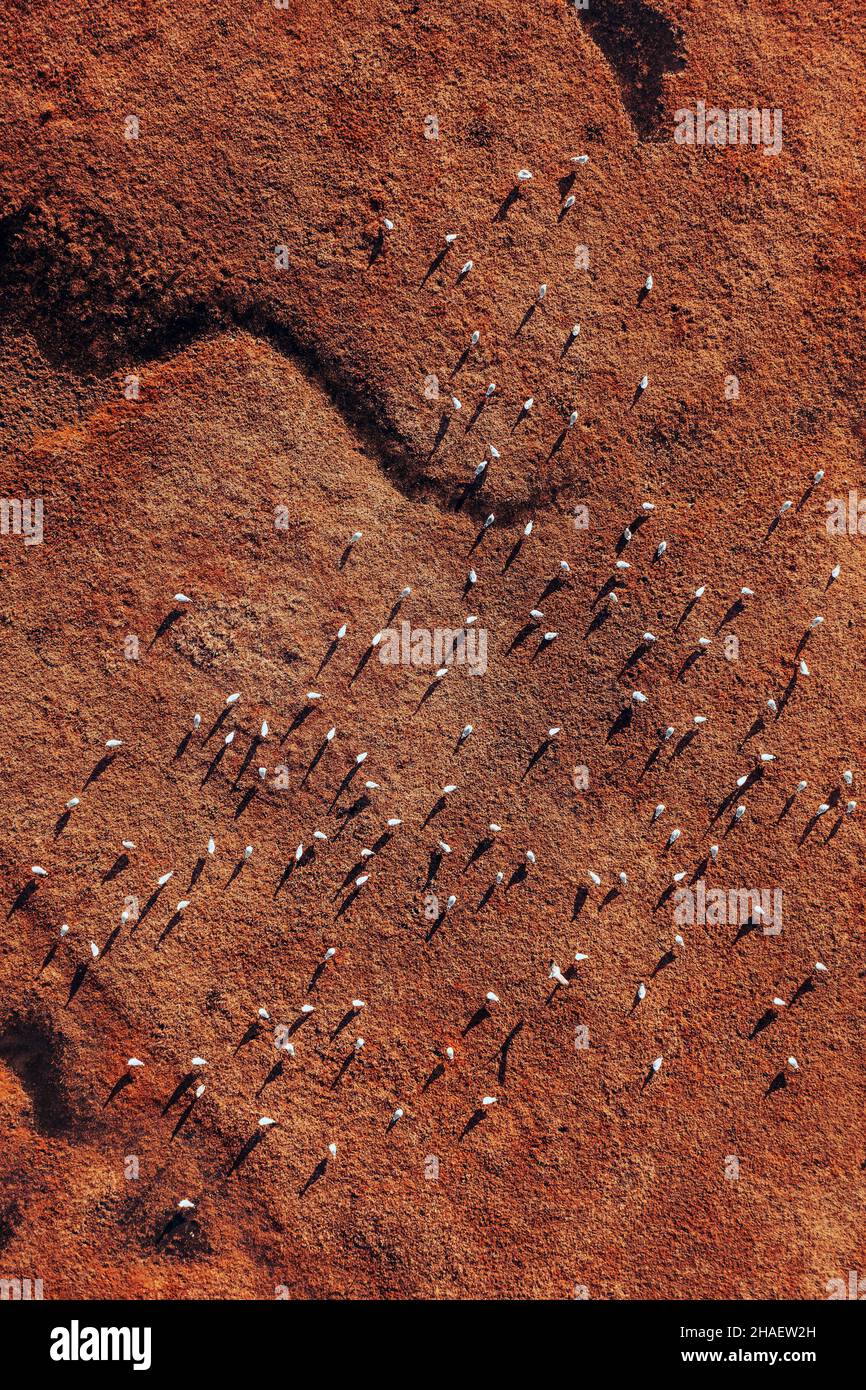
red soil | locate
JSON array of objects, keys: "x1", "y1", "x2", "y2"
[{"x1": 0, "y1": 0, "x2": 864, "y2": 1299}]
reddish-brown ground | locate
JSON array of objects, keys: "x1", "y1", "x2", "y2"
[{"x1": 0, "y1": 0, "x2": 864, "y2": 1300}]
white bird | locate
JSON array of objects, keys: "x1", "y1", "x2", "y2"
[
  {"x1": 652, "y1": 804, "x2": 665, "y2": 821},
  {"x1": 259, "y1": 1116, "x2": 276, "y2": 1127},
  {"x1": 65, "y1": 797, "x2": 80, "y2": 810},
  {"x1": 391, "y1": 1107, "x2": 404, "y2": 1125},
  {"x1": 651, "y1": 1056, "x2": 663, "y2": 1073},
  {"x1": 244, "y1": 844, "x2": 253, "y2": 860},
  {"x1": 571, "y1": 154, "x2": 589, "y2": 164},
  {"x1": 191, "y1": 1057, "x2": 208, "y2": 1067},
  {"x1": 636, "y1": 983, "x2": 646, "y2": 1002},
  {"x1": 549, "y1": 963, "x2": 570, "y2": 987},
  {"x1": 632, "y1": 690, "x2": 648, "y2": 704},
  {"x1": 224, "y1": 731, "x2": 235, "y2": 745},
  {"x1": 31, "y1": 865, "x2": 48, "y2": 877},
  {"x1": 787, "y1": 1057, "x2": 799, "y2": 1072},
  {"x1": 480, "y1": 1095, "x2": 498, "y2": 1106},
  {"x1": 459, "y1": 724, "x2": 473, "y2": 742},
  {"x1": 89, "y1": 941, "x2": 100, "y2": 959},
  {"x1": 666, "y1": 828, "x2": 681, "y2": 847},
  {"x1": 127, "y1": 1058, "x2": 145, "y2": 1069},
  {"x1": 517, "y1": 169, "x2": 533, "y2": 180},
  {"x1": 354, "y1": 1038, "x2": 365, "y2": 1054},
  {"x1": 178, "y1": 1199, "x2": 195, "y2": 1211},
  {"x1": 105, "y1": 739, "x2": 123, "y2": 749},
  {"x1": 327, "y1": 1142, "x2": 337, "y2": 1159},
  {"x1": 226, "y1": 693, "x2": 241, "y2": 706},
  {"x1": 644, "y1": 274, "x2": 653, "y2": 292},
  {"x1": 485, "y1": 992, "x2": 500, "y2": 1006},
  {"x1": 655, "y1": 541, "x2": 667, "y2": 560}
]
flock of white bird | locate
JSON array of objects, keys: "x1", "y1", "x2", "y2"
[{"x1": 14, "y1": 161, "x2": 853, "y2": 1228}]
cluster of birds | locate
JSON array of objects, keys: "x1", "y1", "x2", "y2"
[{"x1": 10, "y1": 158, "x2": 854, "y2": 1237}]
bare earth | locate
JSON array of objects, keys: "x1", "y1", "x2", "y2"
[{"x1": 0, "y1": 0, "x2": 864, "y2": 1299}]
